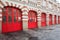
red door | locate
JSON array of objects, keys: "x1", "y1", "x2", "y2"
[
  {"x1": 41, "y1": 13, "x2": 46, "y2": 27},
  {"x1": 28, "y1": 10, "x2": 37, "y2": 29},
  {"x1": 58, "y1": 16, "x2": 59, "y2": 24},
  {"x1": 54, "y1": 15, "x2": 56, "y2": 24},
  {"x1": 58, "y1": 16, "x2": 60, "y2": 24},
  {"x1": 49, "y1": 14, "x2": 52, "y2": 25},
  {"x1": 2, "y1": 6, "x2": 22, "y2": 33},
  {"x1": 59, "y1": 16, "x2": 60, "y2": 24}
]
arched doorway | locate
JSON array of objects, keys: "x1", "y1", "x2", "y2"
[
  {"x1": 58, "y1": 16, "x2": 59, "y2": 24},
  {"x1": 2, "y1": 6, "x2": 23, "y2": 33},
  {"x1": 58, "y1": 16, "x2": 60, "y2": 24},
  {"x1": 28, "y1": 10, "x2": 37, "y2": 29},
  {"x1": 41, "y1": 13, "x2": 46, "y2": 27},
  {"x1": 59, "y1": 16, "x2": 60, "y2": 24},
  {"x1": 49, "y1": 14, "x2": 52, "y2": 25},
  {"x1": 54, "y1": 15, "x2": 56, "y2": 24}
]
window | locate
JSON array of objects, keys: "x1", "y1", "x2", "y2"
[
  {"x1": 14, "y1": 16, "x2": 17, "y2": 22},
  {"x1": 8, "y1": 16, "x2": 12, "y2": 22},
  {"x1": 19, "y1": 0, "x2": 21, "y2": 1},
  {"x1": 29, "y1": 19, "x2": 33, "y2": 22},
  {"x1": 18, "y1": 10, "x2": 22, "y2": 22},
  {"x1": 41, "y1": 0, "x2": 46, "y2": 7},
  {"x1": 3, "y1": 8, "x2": 6, "y2": 12},
  {"x1": 2, "y1": 16, "x2": 6, "y2": 23},
  {"x1": 8, "y1": 8, "x2": 12, "y2": 15},
  {"x1": 29, "y1": 12, "x2": 36, "y2": 22},
  {"x1": 48, "y1": 2, "x2": 52, "y2": 9},
  {"x1": 14, "y1": 9, "x2": 16, "y2": 14},
  {"x1": 3, "y1": 8, "x2": 6, "y2": 15},
  {"x1": 18, "y1": 17, "x2": 21, "y2": 22}
]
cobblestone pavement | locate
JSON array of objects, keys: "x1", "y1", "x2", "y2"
[{"x1": 0, "y1": 24, "x2": 60, "y2": 40}]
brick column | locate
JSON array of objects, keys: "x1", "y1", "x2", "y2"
[
  {"x1": 0, "y1": 8, "x2": 2, "y2": 33},
  {"x1": 46, "y1": 14, "x2": 49, "y2": 26},
  {"x1": 52, "y1": 15, "x2": 54, "y2": 25},
  {"x1": 56, "y1": 15, "x2": 58, "y2": 24},
  {"x1": 22, "y1": 11, "x2": 28, "y2": 30},
  {"x1": 37, "y1": 13, "x2": 41, "y2": 28}
]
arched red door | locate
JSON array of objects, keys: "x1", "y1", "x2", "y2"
[
  {"x1": 41, "y1": 13, "x2": 46, "y2": 27},
  {"x1": 2, "y1": 6, "x2": 23, "y2": 33},
  {"x1": 58, "y1": 16, "x2": 60, "y2": 24},
  {"x1": 58, "y1": 16, "x2": 59, "y2": 24},
  {"x1": 28, "y1": 10, "x2": 37, "y2": 29},
  {"x1": 59, "y1": 16, "x2": 60, "y2": 24},
  {"x1": 54, "y1": 15, "x2": 56, "y2": 24},
  {"x1": 49, "y1": 14, "x2": 52, "y2": 25}
]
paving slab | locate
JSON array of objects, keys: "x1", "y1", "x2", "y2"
[{"x1": 0, "y1": 25, "x2": 60, "y2": 40}]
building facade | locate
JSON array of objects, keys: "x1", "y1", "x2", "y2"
[{"x1": 0, "y1": 0, "x2": 60, "y2": 33}]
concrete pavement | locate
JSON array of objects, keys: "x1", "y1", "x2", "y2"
[{"x1": 0, "y1": 24, "x2": 60, "y2": 40}]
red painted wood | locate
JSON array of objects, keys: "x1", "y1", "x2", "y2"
[
  {"x1": 58, "y1": 16, "x2": 60, "y2": 24},
  {"x1": 2, "y1": 23, "x2": 7, "y2": 33},
  {"x1": 28, "y1": 22, "x2": 37, "y2": 29},
  {"x1": 2, "y1": 6, "x2": 23, "y2": 33},
  {"x1": 28, "y1": 10, "x2": 37, "y2": 29},
  {"x1": 49, "y1": 14, "x2": 52, "y2": 25},
  {"x1": 59, "y1": 16, "x2": 60, "y2": 24},
  {"x1": 54, "y1": 15, "x2": 56, "y2": 24},
  {"x1": 58, "y1": 16, "x2": 59, "y2": 24},
  {"x1": 2, "y1": 7, "x2": 8, "y2": 33},
  {"x1": 41, "y1": 13, "x2": 46, "y2": 27},
  {"x1": 12, "y1": 8, "x2": 23, "y2": 31}
]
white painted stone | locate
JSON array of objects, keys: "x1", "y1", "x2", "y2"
[
  {"x1": 0, "y1": 10, "x2": 2, "y2": 12},
  {"x1": 0, "y1": 4, "x2": 4, "y2": 8},
  {"x1": 52, "y1": 15, "x2": 54, "y2": 25},
  {"x1": 46, "y1": 14, "x2": 49, "y2": 26},
  {"x1": 22, "y1": 12, "x2": 28, "y2": 30},
  {"x1": 56, "y1": 16, "x2": 58, "y2": 24}
]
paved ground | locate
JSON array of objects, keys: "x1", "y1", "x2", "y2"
[{"x1": 0, "y1": 24, "x2": 60, "y2": 40}]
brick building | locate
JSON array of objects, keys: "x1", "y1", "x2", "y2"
[{"x1": 0, "y1": 0, "x2": 60, "y2": 33}]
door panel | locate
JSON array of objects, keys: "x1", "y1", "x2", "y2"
[
  {"x1": 58, "y1": 16, "x2": 59, "y2": 24},
  {"x1": 59, "y1": 16, "x2": 60, "y2": 24},
  {"x1": 7, "y1": 7, "x2": 13, "y2": 32},
  {"x1": 54, "y1": 15, "x2": 56, "y2": 24},
  {"x1": 2, "y1": 8, "x2": 7, "y2": 33},
  {"x1": 58, "y1": 16, "x2": 60, "y2": 24},
  {"x1": 41, "y1": 13, "x2": 46, "y2": 27},
  {"x1": 13, "y1": 8, "x2": 22, "y2": 31},
  {"x1": 49, "y1": 14, "x2": 52, "y2": 25},
  {"x1": 2, "y1": 16, "x2": 7, "y2": 32}
]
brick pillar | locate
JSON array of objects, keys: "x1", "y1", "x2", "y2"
[
  {"x1": 22, "y1": 11, "x2": 28, "y2": 30},
  {"x1": 37, "y1": 13, "x2": 41, "y2": 28},
  {"x1": 56, "y1": 15, "x2": 58, "y2": 24},
  {"x1": 46, "y1": 14, "x2": 49, "y2": 26},
  {"x1": 0, "y1": 8, "x2": 2, "y2": 33},
  {"x1": 52, "y1": 15, "x2": 54, "y2": 25}
]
